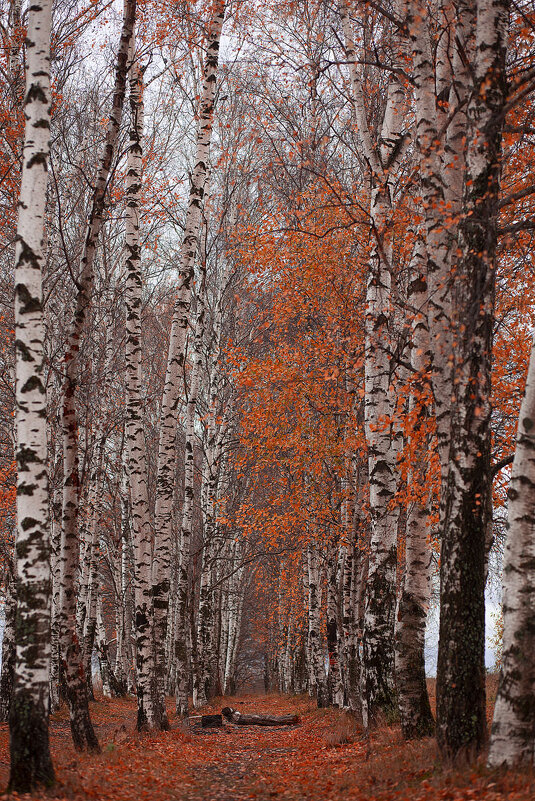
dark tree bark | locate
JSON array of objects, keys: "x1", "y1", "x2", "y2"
[
  {"x1": 0, "y1": 572, "x2": 16, "y2": 722},
  {"x1": 436, "y1": 0, "x2": 510, "y2": 761}
]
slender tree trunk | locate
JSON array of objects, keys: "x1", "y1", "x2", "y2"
[
  {"x1": 0, "y1": 571, "x2": 16, "y2": 722},
  {"x1": 194, "y1": 538, "x2": 214, "y2": 707},
  {"x1": 123, "y1": 34, "x2": 156, "y2": 731},
  {"x1": 78, "y1": 433, "x2": 104, "y2": 701},
  {"x1": 96, "y1": 596, "x2": 125, "y2": 698},
  {"x1": 7, "y1": 0, "x2": 23, "y2": 104},
  {"x1": 152, "y1": 0, "x2": 225, "y2": 725},
  {"x1": 488, "y1": 334, "x2": 535, "y2": 767},
  {"x1": 339, "y1": 0, "x2": 406, "y2": 723},
  {"x1": 49, "y1": 494, "x2": 62, "y2": 712},
  {"x1": 59, "y1": 0, "x2": 136, "y2": 750},
  {"x1": 119, "y1": 456, "x2": 135, "y2": 693},
  {"x1": 404, "y1": 0, "x2": 457, "y2": 486},
  {"x1": 395, "y1": 237, "x2": 434, "y2": 739},
  {"x1": 436, "y1": 0, "x2": 509, "y2": 760},
  {"x1": 307, "y1": 541, "x2": 327, "y2": 707},
  {"x1": 9, "y1": 1, "x2": 55, "y2": 789},
  {"x1": 177, "y1": 285, "x2": 208, "y2": 712},
  {"x1": 326, "y1": 537, "x2": 344, "y2": 707}
]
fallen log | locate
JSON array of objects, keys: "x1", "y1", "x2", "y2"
[
  {"x1": 202, "y1": 714, "x2": 223, "y2": 728},
  {"x1": 186, "y1": 714, "x2": 223, "y2": 728},
  {"x1": 221, "y1": 707, "x2": 299, "y2": 726}
]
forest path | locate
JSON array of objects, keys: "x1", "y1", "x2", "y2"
[{"x1": 0, "y1": 690, "x2": 533, "y2": 800}]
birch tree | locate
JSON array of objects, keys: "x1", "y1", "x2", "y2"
[
  {"x1": 59, "y1": 0, "x2": 136, "y2": 750},
  {"x1": 152, "y1": 0, "x2": 225, "y2": 726},
  {"x1": 9, "y1": 0, "x2": 55, "y2": 790},
  {"x1": 123, "y1": 33, "x2": 156, "y2": 731},
  {"x1": 394, "y1": 236, "x2": 434, "y2": 738},
  {"x1": 488, "y1": 334, "x2": 535, "y2": 767},
  {"x1": 436, "y1": 0, "x2": 510, "y2": 759},
  {"x1": 338, "y1": 0, "x2": 407, "y2": 723}
]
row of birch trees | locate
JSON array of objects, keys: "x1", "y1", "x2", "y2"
[
  {"x1": 218, "y1": 0, "x2": 535, "y2": 772},
  {"x1": 2, "y1": 0, "x2": 257, "y2": 791},
  {"x1": 2, "y1": 0, "x2": 535, "y2": 792}
]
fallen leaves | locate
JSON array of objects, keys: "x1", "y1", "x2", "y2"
[{"x1": 0, "y1": 693, "x2": 533, "y2": 801}]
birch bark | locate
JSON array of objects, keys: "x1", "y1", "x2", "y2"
[
  {"x1": 0, "y1": 570, "x2": 16, "y2": 722},
  {"x1": 436, "y1": 0, "x2": 510, "y2": 759},
  {"x1": 307, "y1": 541, "x2": 327, "y2": 707},
  {"x1": 59, "y1": 0, "x2": 136, "y2": 751},
  {"x1": 152, "y1": 0, "x2": 225, "y2": 723},
  {"x1": 326, "y1": 536, "x2": 344, "y2": 707},
  {"x1": 405, "y1": 0, "x2": 454, "y2": 485},
  {"x1": 123, "y1": 37, "x2": 156, "y2": 730},
  {"x1": 394, "y1": 237, "x2": 434, "y2": 738},
  {"x1": 488, "y1": 334, "x2": 535, "y2": 767},
  {"x1": 339, "y1": 0, "x2": 407, "y2": 722},
  {"x1": 9, "y1": 0, "x2": 55, "y2": 789}
]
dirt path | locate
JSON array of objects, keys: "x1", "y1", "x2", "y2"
[{"x1": 0, "y1": 693, "x2": 533, "y2": 800}]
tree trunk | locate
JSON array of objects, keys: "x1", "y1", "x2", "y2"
[
  {"x1": 0, "y1": 571, "x2": 16, "y2": 722},
  {"x1": 152, "y1": 0, "x2": 225, "y2": 724},
  {"x1": 9, "y1": 1, "x2": 55, "y2": 790},
  {"x1": 394, "y1": 237, "x2": 434, "y2": 739},
  {"x1": 338, "y1": 0, "x2": 406, "y2": 724},
  {"x1": 326, "y1": 537, "x2": 344, "y2": 707},
  {"x1": 488, "y1": 334, "x2": 535, "y2": 767},
  {"x1": 59, "y1": 0, "x2": 136, "y2": 751},
  {"x1": 96, "y1": 597, "x2": 126, "y2": 699},
  {"x1": 436, "y1": 0, "x2": 509, "y2": 760},
  {"x1": 306, "y1": 541, "x2": 327, "y2": 707},
  {"x1": 123, "y1": 34, "x2": 156, "y2": 731}
]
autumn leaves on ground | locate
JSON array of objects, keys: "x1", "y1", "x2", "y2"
[{"x1": 0, "y1": 687, "x2": 532, "y2": 801}]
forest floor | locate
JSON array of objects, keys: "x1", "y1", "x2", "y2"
[{"x1": 0, "y1": 683, "x2": 534, "y2": 800}]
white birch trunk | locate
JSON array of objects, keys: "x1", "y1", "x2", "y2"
[
  {"x1": 307, "y1": 542, "x2": 327, "y2": 706},
  {"x1": 405, "y1": 0, "x2": 454, "y2": 486},
  {"x1": 178, "y1": 288, "x2": 207, "y2": 711},
  {"x1": 123, "y1": 35, "x2": 156, "y2": 730},
  {"x1": 394, "y1": 237, "x2": 434, "y2": 738},
  {"x1": 339, "y1": 0, "x2": 406, "y2": 721},
  {"x1": 0, "y1": 571, "x2": 16, "y2": 722},
  {"x1": 49, "y1": 494, "x2": 62, "y2": 712},
  {"x1": 7, "y1": 0, "x2": 23, "y2": 102},
  {"x1": 9, "y1": 0, "x2": 55, "y2": 790},
  {"x1": 152, "y1": 0, "x2": 225, "y2": 721},
  {"x1": 326, "y1": 537, "x2": 344, "y2": 707},
  {"x1": 488, "y1": 334, "x2": 535, "y2": 767},
  {"x1": 59, "y1": 0, "x2": 136, "y2": 750}
]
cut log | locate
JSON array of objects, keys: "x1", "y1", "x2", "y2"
[
  {"x1": 221, "y1": 707, "x2": 299, "y2": 726},
  {"x1": 186, "y1": 714, "x2": 223, "y2": 728},
  {"x1": 202, "y1": 714, "x2": 223, "y2": 727}
]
